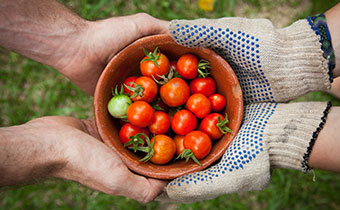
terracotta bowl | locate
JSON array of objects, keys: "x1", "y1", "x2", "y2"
[{"x1": 94, "y1": 34, "x2": 243, "y2": 180}]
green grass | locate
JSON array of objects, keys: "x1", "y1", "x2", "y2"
[{"x1": 1, "y1": 0, "x2": 340, "y2": 209}]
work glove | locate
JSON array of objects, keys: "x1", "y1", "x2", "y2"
[
  {"x1": 158, "y1": 101, "x2": 331, "y2": 202},
  {"x1": 169, "y1": 16, "x2": 333, "y2": 104},
  {"x1": 157, "y1": 15, "x2": 334, "y2": 203}
]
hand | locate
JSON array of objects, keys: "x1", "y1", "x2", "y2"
[
  {"x1": 56, "y1": 13, "x2": 169, "y2": 95},
  {"x1": 159, "y1": 101, "x2": 330, "y2": 203},
  {"x1": 0, "y1": 1, "x2": 169, "y2": 95},
  {"x1": 0, "y1": 116, "x2": 167, "y2": 203},
  {"x1": 169, "y1": 16, "x2": 333, "y2": 104}
]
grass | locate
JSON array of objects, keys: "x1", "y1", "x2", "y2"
[{"x1": 1, "y1": 0, "x2": 340, "y2": 209}]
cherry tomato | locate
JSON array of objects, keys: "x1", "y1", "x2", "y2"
[
  {"x1": 119, "y1": 123, "x2": 150, "y2": 146},
  {"x1": 186, "y1": 93, "x2": 211, "y2": 118},
  {"x1": 160, "y1": 77, "x2": 190, "y2": 107},
  {"x1": 189, "y1": 77, "x2": 216, "y2": 97},
  {"x1": 128, "y1": 76, "x2": 158, "y2": 103},
  {"x1": 171, "y1": 109, "x2": 197, "y2": 135},
  {"x1": 184, "y1": 131, "x2": 212, "y2": 160},
  {"x1": 174, "y1": 135, "x2": 185, "y2": 156},
  {"x1": 140, "y1": 48, "x2": 169, "y2": 79},
  {"x1": 107, "y1": 86, "x2": 132, "y2": 118},
  {"x1": 127, "y1": 101, "x2": 154, "y2": 127},
  {"x1": 209, "y1": 93, "x2": 226, "y2": 112},
  {"x1": 148, "y1": 111, "x2": 171, "y2": 134},
  {"x1": 170, "y1": 60, "x2": 178, "y2": 72},
  {"x1": 200, "y1": 113, "x2": 225, "y2": 140},
  {"x1": 150, "y1": 135, "x2": 176, "y2": 165},
  {"x1": 123, "y1": 76, "x2": 137, "y2": 95},
  {"x1": 177, "y1": 54, "x2": 198, "y2": 79}
]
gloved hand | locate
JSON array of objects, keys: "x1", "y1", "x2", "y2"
[
  {"x1": 158, "y1": 101, "x2": 330, "y2": 203},
  {"x1": 169, "y1": 16, "x2": 333, "y2": 104},
  {"x1": 157, "y1": 16, "x2": 334, "y2": 203}
]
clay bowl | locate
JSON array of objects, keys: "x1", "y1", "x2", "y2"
[{"x1": 94, "y1": 34, "x2": 243, "y2": 180}]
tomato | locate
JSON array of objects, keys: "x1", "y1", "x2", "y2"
[
  {"x1": 200, "y1": 113, "x2": 232, "y2": 140},
  {"x1": 209, "y1": 93, "x2": 226, "y2": 112},
  {"x1": 174, "y1": 135, "x2": 185, "y2": 156},
  {"x1": 126, "y1": 76, "x2": 158, "y2": 103},
  {"x1": 119, "y1": 123, "x2": 150, "y2": 147},
  {"x1": 171, "y1": 109, "x2": 197, "y2": 135},
  {"x1": 127, "y1": 101, "x2": 154, "y2": 127},
  {"x1": 107, "y1": 86, "x2": 132, "y2": 118},
  {"x1": 148, "y1": 135, "x2": 176, "y2": 164},
  {"x1": 148, "y1": 111, "x2": 171, "y2": 134},
  {"x1": 151, "y1": 97, "x2": 169, "y2": 113},
  {"x1": 184, "y1": 131, "x2": 212, "y2": 160},
  {"x1": 176, "y1": 54, "x2": 198, "y2": 79},
  {"x1": 123, "y1": 76, "x2": 137, "y2": 95},
  {"x1": 170, "y1": 60, "x2": 178, "y2": 72},
  {"x1": 160, "y1": 77, "x2": 190, "y2": 107},
  {"x1": 189, "y1": 77, "x2": 216, "y2": 97},
  {"x1": 186, "y1": 93, "x2": 211, "y2": 118},
  {"x1": 140, "y1": 48, "x2": 169, "y2": 79}
]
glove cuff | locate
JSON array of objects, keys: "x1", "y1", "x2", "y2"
[{"x1": 265, "y1": 101, "x2": 331, "y2": 172}]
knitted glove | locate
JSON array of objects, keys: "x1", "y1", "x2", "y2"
[
  {"x1": 158, "y1": 101, "x2": 331, "y2": 203},
  {"x1": 169, "y1": 16, "x2": 334, "y2": 104}
]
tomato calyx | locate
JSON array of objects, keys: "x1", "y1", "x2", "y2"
[
  {"x1": 124, "y1": 133, "x2": 147, "y2": 152},
  {"x1": 177, "y1": 149, "x2": 202, "y2": 166},
  {"x1": 124, "y1": 82, "x2": 144, "y2": 98},
  {"x1": 141, "y1": 47, "x2": 161, "y2": 68},
  {"x1": 152, "y1": 66, "x2": 174, "y2": 85},
  {"x1": 197, "y1": 59, "x2": 211, "y2": 78},
  {"x1": 216, "y1": 113, "x2": 232, "y2": 134},
  {"x1": 130, "y1": 134, "x2": 155, "y2": 162}
]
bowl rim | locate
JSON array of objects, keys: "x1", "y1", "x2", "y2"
[{"x1": 94, "y1": 34, "x2": 243, "y2": 179}]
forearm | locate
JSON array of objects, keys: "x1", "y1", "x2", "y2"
[
  {"x1": 0, "y1": 121, "x2": 66, "y2": 186},
  {"x1": 0, "y1": 0, "x2": 88, "y2": 71},
  {"x1": 309, "y1": 106, "x2": 340, "y2": 172},
  {"x1": 325, "y1": 3, "x2": 340, "y2": 77}
]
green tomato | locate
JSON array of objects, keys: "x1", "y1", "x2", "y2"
[{"x1": 107, "y1": 95, "x2": 132, "y2": 118}]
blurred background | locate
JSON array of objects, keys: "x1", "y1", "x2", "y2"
[{"x1": 1, "y1": 0, "x2": 340, "y2": 209}]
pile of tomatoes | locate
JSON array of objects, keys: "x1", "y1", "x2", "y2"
[{"x1": 107, "y1": 47, "x2": 231, "y2": 165}]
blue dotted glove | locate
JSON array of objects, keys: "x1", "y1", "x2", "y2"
[
  {"x1": 169, "y1": 18, "x2": 332, "y2": 104},
  {"x1": 157, "y1": 102, "x2": 330, "y2": 203}
]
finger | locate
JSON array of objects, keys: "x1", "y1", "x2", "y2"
[
  {"x1": 130, "y1": 13, "x2": 169, "y2": 36},
  {"x1": 119, "y1": 171, "x2": 168, "y2": 203}
]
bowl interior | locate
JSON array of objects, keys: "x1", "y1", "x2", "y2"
[{"x1": 94, "y1": 34, "x2": 243, "y2": 180}]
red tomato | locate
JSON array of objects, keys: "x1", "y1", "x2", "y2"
[
  {"x1": 189, "y1": 77, "x2": 216, "y2": 97},
  {"x1": 186, "y1": 93, "x2": 211, "y2": 118},
  {"x1": 184, "y1": 131, "x2": 212, "y2": 160},
  {"x1": 140, "y1": 49, "x2": 169, "y2": 79},
  {"x1": 160, "y1": 77, "x2": 190, "y2": 107},
  {"x1": 171, "y1": 109, "x2": 197, "y2": 135},
  {"x1": 148, "y1": 111, "x2": 171, "y2": 134},
  {"x1": 176, "y1": 54, "x2": 198, "y2": 79},
  {"x1": 150, "y1": 135, "x2": 176, "y2": 164},
  {"x1": 209, "y1": 93, "x2": 226, "y2": 112},
  {"x1": 174, "y1": 135, "x2": 185, "y2": 156},
  {"x1": 119, "y1": 123, "x2": 150, "y2": 146},
  {"x1": 170, "y1": 60, "x2": 178, "y2": 72},
  {"x1": 123, "y1": 76, "x2": 137, "y2": 95},
  {"x1": 129, "y1": 76, "x2": 158, "y2": 103},
  {"x1": 127, "y1": 101, "x2": 154, "y2": 127},
  {"x1": 200, "y1": 113, "x2": 225, "y2": 140}
]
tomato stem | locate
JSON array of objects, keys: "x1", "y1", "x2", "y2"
[
  {"x1": 141, "y1": 47, "x2": 161, "y2": 68},
  {"x1": 125, "y1": 133, "x2": 155, "y2": 163},
  {"x1": 216, "y1": 113, "x2": 232, "y2": 134},
  {"x1": 124, "y1": 83, "x2": 144, "y2": 99},
  {"x1": 197, "y1": 59, "x2": 211, "y2": 78},
  {"x1": 177, "y1": 149, "x2": 202, "y2": 166},
  {"x1": 124, "y1": 133, "x2": 147, "y2": 152}
]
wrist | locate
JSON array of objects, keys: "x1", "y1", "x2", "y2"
[
  {"x1": 0, "y1": 119, "x2": 67, "y2": 186},
  {"x1": 265, "y1": 102, "x2": 331, "y2": 173}
]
